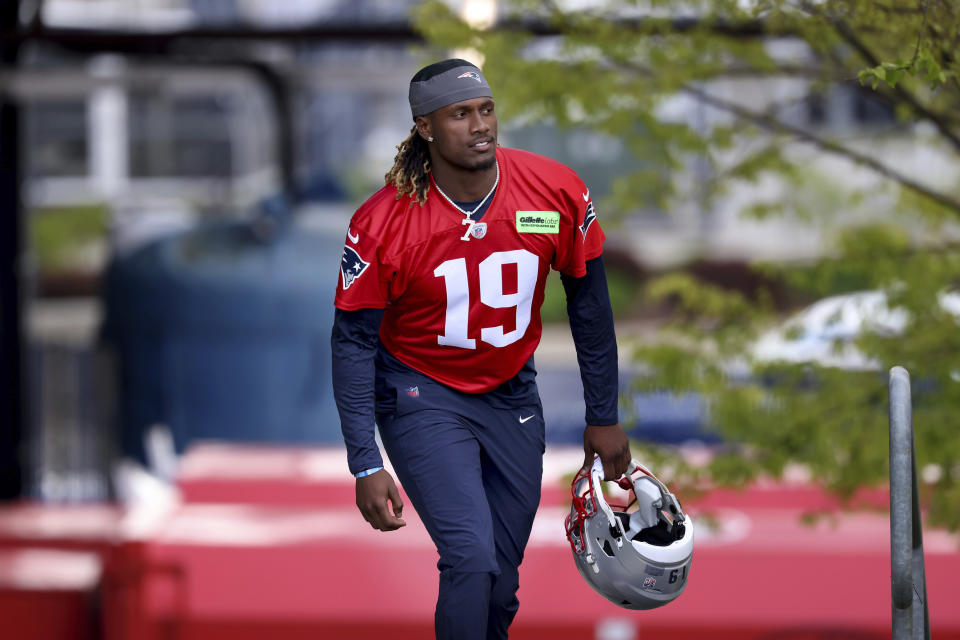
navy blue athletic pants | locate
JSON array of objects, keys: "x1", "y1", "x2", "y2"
[{"x1": 376, "y1": 372, "x2": 544, "y2": 640}]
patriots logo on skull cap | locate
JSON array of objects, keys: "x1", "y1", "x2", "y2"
[
  {"x1": 457, "y1": 71, "x2": 483, "y2": 83},
  {"x1": 580, "y1": 201, "x2": 598, "y2": 239},
  {"x1": 340, "y1": 245, "x2": 370, "y2": 290}
]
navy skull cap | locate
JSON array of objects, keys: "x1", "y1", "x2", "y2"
[{"x1": 408, "y1": 59, "x2": 493, "y2": 118}]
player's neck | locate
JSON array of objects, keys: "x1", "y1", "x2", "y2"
[{"x1": 431, "y1": 160, "x2": 498, "y2": 203}]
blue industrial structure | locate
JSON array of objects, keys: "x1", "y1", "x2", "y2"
[{"x1": 101, "y1": 200, "x2": 344, "y2": 462}]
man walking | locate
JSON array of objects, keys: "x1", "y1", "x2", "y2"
[{"x1": 331, "y1": 58, "x2": 630, "y2": 639}]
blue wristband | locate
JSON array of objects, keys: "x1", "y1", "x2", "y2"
[{"x1": 355, "y1": 466, "x2": 384, "y2": 478}]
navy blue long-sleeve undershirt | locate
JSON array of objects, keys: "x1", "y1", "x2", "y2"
[{"x1": 331, "y1": 255, "x2": 619, "y2": 476}]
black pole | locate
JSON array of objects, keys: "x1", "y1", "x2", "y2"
[
  {"x1": 243, "y1": 61, "x2": 296, "y2": 199},
  {"x1": 0, "y1": 0, "x2": 25, "y2": 500}
]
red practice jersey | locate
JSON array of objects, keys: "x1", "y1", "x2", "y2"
[{"x1": 334, "y1": 147, "x2": 605, "y2": 393}]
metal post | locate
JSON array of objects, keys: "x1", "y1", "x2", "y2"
[
  {"x1": 888, "y1": 366, "x2": 930, "y2": 640},
  {"x1": 0, "y1": 0, "x2": 25, "y2": 501},
  {"x1": 910, "y1": 431, "x2": 931, "y2": 640}
]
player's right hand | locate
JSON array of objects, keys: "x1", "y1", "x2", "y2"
[{"x1": 355, "y1": 470, "x2": 406, "y2": 531}]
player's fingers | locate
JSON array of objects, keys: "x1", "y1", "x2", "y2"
[
  {"x1": 580, "y1": 452, "x2": 593, "y2": 475},
  {"x1": 603, "y1": 449, "x2": 629, "y2": 480},
  {"x1": 616, "y1": 447, "x2": 631, "y2": 478},
  {"x1": 365, "y1": 504, "x2": 386, "y2": 530},
  {"x1": 368, "y1": 489, "x2": 406, "y2": 531},
  {"x1": 357, "y1": 498, "x2": 391, "y2": 530},
  {"x1": 387, "y1": 482, "x2": 404, "y2": 519},
  {"x1": 581, "y1": 440, "x2": 595, "y2": 473},
  {"x1": 375, "y1": 501, "x2": 406, "y2": 531},
  {"x1": 602, "y1": 457, "x2": 618, "y2": 481}
]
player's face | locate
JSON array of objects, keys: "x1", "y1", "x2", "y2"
[{"x1": 420, "y1": 97, "x2": 498, "y2": 172}]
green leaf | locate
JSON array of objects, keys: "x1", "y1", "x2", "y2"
[{"x1": 886, "y1": 69, "x2": 905, "y2": 88}]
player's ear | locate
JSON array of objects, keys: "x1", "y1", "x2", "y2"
[{"x1": 414, "y1": 116, "x2": 433, "y2": 143}]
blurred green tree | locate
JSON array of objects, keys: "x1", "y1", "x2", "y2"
[{"x1": 413, "y1": 0, "x2": 960, "y2": 530}]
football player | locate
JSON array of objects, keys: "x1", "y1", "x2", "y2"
[{"x1": 331, "y1": 59, "x2": 631, "y2": 640}]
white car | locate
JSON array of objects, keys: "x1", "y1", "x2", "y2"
[{"x1": 751, "y1": 290, "x2": 960, "y2": 371}]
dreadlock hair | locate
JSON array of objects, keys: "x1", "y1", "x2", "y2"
[{"x1": 385, "y1": 126, "x2": 432, "y2": 205}]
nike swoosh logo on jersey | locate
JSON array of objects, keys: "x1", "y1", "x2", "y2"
[
  {"x1": 519, "y1": 415, "x2": 535, "y2": 424},
  {"x1": 347, "y1": 228, "x2": 359, "y2": 243},
  {"x1": 582, "y1": 190, "x2": 590, "y2": 202}
]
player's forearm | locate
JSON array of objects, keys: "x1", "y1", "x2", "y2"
[
  {"x1": 331, "y1": 307, "x2": 385, "y2": 475},
  {"x1": 561, "y1": 256, "x2": 619, "y2": 426}
]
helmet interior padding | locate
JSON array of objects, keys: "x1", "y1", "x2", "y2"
[{"x1": 614, "y1": 511, "x2": 686, "y2": 546}]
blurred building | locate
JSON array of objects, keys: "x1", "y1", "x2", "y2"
[
  {"x1": 15, "y1": 0, "x2": 424, "y2": 502},
  {"x1": 630, "y1": 46, "x2": 952, "y2": 267},
  {"x1": 23, "y1": 0, "x2": 423, "y2": 214},
  {"x1": 12, "y1": 0, "x2": 958, "y2": 502},
  {"x1": 20, "y1": 1, "x2": 959, "y2": 260}
]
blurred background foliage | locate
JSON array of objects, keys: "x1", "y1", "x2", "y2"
[
  {"x1": 31, "y1": 204, "x2": 109, "y2": 271},
  {"x1": 414, "y1": 0, "x2": 960, "y2": 530}
]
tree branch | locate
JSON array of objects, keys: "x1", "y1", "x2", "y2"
[
  {"x1": 680, "y1": 82, "x2": 960, "y2": 215},
  {"x1": 872, "y1": 1, "x2": 925, "y2": 15},
  {"x1": 710, "y1": 64, "x2": 840, "y2": 79},
  {"x1": 912, "y1": 0, "x2": 930, "y2": 62},
  {"x1": 535, "y1": 2, "x2": 960, "y2": 156},
  {"x1": 925, "y1": 19, "x2": 960, "y2": 91},
  {"x1": 807, "y1": 3, "x2": 960, "y2": 157},
  {"x1": 528, "y1": 1, "x2": 798, "y2": 39}
]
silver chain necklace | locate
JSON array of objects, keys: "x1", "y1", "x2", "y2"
[{"x1": 433, "y1": 160, "x2": 499, "y2": 241}]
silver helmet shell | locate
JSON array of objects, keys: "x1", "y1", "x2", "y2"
[{"x1": 565, "y1": 458, "x2": 694, "y2": 610}]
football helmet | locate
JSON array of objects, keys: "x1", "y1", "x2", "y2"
[{"x1": 565, "y1": 457, "x2": 694, "y2": 610}]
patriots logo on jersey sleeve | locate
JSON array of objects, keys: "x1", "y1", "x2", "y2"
[
  {"x1": 579, "y1": 201, "x2": 598, "y2": 239},
  {"x1": 340, "y1": 245, "x2": 370, "y2": 290}
]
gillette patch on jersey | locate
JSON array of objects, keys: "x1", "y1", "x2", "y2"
[{"x1": 516, "y1": 211, "x2": 560, "y2": 234}]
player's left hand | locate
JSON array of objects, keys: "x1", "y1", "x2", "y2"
[{"x1": 581, "y1": 423, "x2": 631, "y2": 481}]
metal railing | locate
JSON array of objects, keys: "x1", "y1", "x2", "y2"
[{"x1": 888, "y1": 366, "x2": 930, "y2": 640}]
